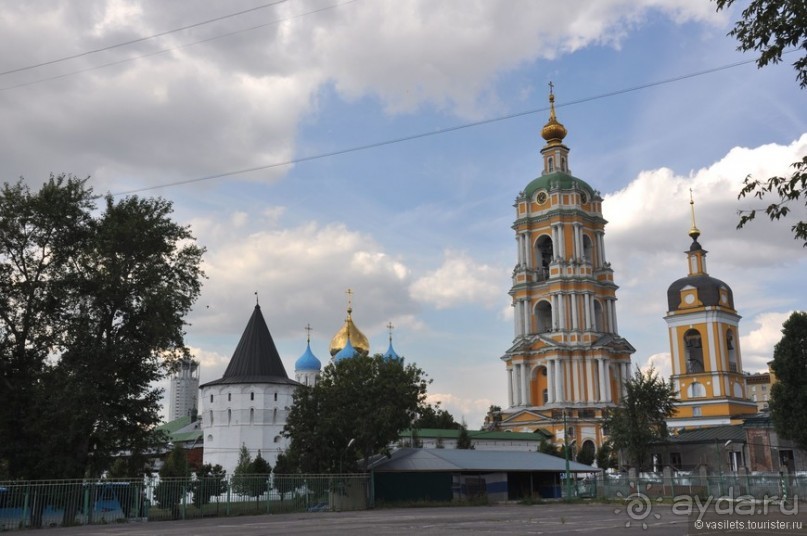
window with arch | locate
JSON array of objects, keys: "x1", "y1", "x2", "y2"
[
  {"x1": 687, "y1": 382, "x2": 706, "y2": 398},
  {"x1": 250, "y1": 391, "x2": 255, "y2": 401},
  {"x1": 684, "y1": 329, "x2": 705, "y2": 373},
  {"x1": 733, "y1": 382, "x2": 743, "y2": 398},
  {"x1": 209, "y1": 410, "x2": 213, "y2": 425},
  {"x1": 535, "y1": 301, "x2": 553, "y2": 333},
  {"x1": 593, "y1": 300, "x2": 605, "y2": 333},
  {"x1": 210, "y1": 394, "x2": 213, "y2": 403},
  {"x1": 274, "y1": 436, "x2": 281, "y2": 443},
  {"x1": 561, "y1": 157, "x2": 567, "y2": 171},
  {"x1": 228, "y1": 393, "x2": 231, "y2": 402},
  {"x1": 207, "y1": 434, "x2": 213, "y2": 443},
  {"x1": 249, "y1": 408, "x2": 254, "y2": 424},
  {"x1": 227, "y1": 409, "x2": 231, "y2": 425},
  {"x1": 582, "y1": 234, "x2": 593, "y2": 265},
  {"x1": 726, "y1": 329, "x2": 738, "y2": 372},
  {"x1": 274, "y1": 392, "x2": 278, "y2": 402},
  {"x1": 272, "y1": 408, "x2": 277, "y2": 423},
  {"x1": 534, "y1": 235, "x2": 554, "y2": 278},
  {"x1": 548, "y1": 156, "x2": 554, "y2": 172}
]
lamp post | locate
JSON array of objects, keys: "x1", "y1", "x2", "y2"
[
  {"x1": 340, "y1": 438, "x2": 355, "y2": 474},
  {"x1": 563, "y1": 410, "x2": 571, "y2": 499}
]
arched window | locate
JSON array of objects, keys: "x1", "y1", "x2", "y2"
[
  {"x1": 227, "y1": 409, "x2": 231, "y2": 425},
  {"x1": 534, "y1": 235, "x2": 554, "y2": 279},
  {"x1": 209, "y1": 410, "x2": 214, "y2": 425},
  {"x1": 535, "y1": 301, "x2": 553, "y2": 333},
  {"x1": 726, "y1": 329, "x2": 738, "y2": 372},
  {"x1": 249, "y1": 408, "x2": 254, "y2": 424},
  {"x1": 687, "y1": 382, "x2": 706, "y2": 398},
  {"x1": 561, "y1": 157, "x2": 567, "y2": 172},
  {"x1": 582, "y1": 234, "x2": 593, "y2": 265},
  {"x1": 273, "y1": 408, "x2": 277, "y2": 423},
  {"x1": 227, "y1": 393, "x2": 231, "y2": 402},
  {"x1": 593, "y1": 300, "x2": 605, "y2": 333},
  {"x1": 684, "y1": 329, "x2": 704, "y2": 373},
  {"x1": 250, "y1": 392, "x2": 254, "y2": 401},
  {"x1": 548, "y1": 157, "x2": 554, "y2": 172}
]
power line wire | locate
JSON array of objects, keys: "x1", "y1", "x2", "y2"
[
  {"x1": 0, "y1": 0, "x2": 288, "y2": 77},
  {"x1": 112, "y1": 55, "x2": 769, "y2": 197},
  {"x1": 0, "y1": 0, "x2": 359, "y2": 93}
]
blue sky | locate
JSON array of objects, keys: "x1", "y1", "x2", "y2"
[{"x1": 1, "y1": 1, "x2": 805, "y2": 427}]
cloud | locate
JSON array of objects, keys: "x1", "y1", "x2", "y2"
[
  {"x1": 740, "y1": 311, "x2": 793, "y2": 373},
  {"x1": 640, "y1": 353, "x2": 673, "y2": 382},
  {"x1": 410, "y1": 250, "x2": 504, "y2": 309},
  {"x1": 426, "y1": 392, "x2": 494, "y2": 425}
]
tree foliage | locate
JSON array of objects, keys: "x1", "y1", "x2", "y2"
[
  {"x1": 714, "y1": 0, "x2": 807, "y2": 89},
  {"x1": 154, "y1": 445, "x2": 190, "y2": 519},
  {"x1": 596, "y1": 441, "x2": 619, "y2": 471},
  {"x1": 713, "y1": 1, "x2": 807, "y2": 245},
  {"x1": 538, "y1": 439, "x2": 561, "y2": 457},
  {"x1": 456, "y1": 421, "x2": 474, "y2": 450},
  {"x1": 576, "y1": 441, "x2": 596, "y2": 466},
  {"x1": 0, "y1": 175, "x2": 204, "y2": 479},
  {"x1": 272, "y1": 452, "x2": 298, "y2": 501},
  {"x1": 191, "y1": 464, "x2": 227, "y2": 509},
  {"x1": 413, "y1": 403, "x2": 460, "y2": 429},
  {"x1": 769, "y1": 311, "x2": 807, "y2": 451},
  {"x1": 603, "y1": 368, "x2": 678, "y2": 471},
  {"x1": 283, "y1": 353, "x2": 429, "y2": 473}
]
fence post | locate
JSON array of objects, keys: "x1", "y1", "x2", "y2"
[{"x1": 225, "y1": 476, "x2": 231, "y2": 516}]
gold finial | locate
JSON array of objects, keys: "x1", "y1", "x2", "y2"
[
  {"x1": 541, "y1": 81, "x2": 567, "y2": 145},
  {"x1": 304, "y1": 323, "x2": 312, "y2": 344},
  {"x1": 688, "y1": 188, "x2": 701, "y2": 240},
  {"x1": 387, "y1": 321, "x2": 394, "y2": 343}
]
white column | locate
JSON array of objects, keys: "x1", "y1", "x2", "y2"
[
  {"x1": 612, "y1": 299, "x2": 619, "y2": 334},
  {"x1": 621, "y1": 362, "x2": 630, "y2": 397},
  {"x1": 554, "y1": 359, "x2": 564, "y2": 403},
  {"x1": 557, "y1": 294, "x2": 566, "y2": 331},
  {"x1": 522, "y1": 363, "x2": 530, "y2": 406},
  {"x1": 605, "y1": 300, "x2": 614, "y2": 333},
  {"x1": 586, "y1": 359, "x2": 594, "y2": 404},
  {"x1": 551, "y1": 294, "x2": 558, "y2": 330},
  {"x1": 603, "y1": 359, "x2": 612, "y2": 402},
  {"x1": 557, "y1": 224, "x2": 565, "y2": 259},
  {"x1": 507, "y1": 368, "x2": 514, "y2": 407},
  {"x1": 597, "y1": 358, "x2": 607, "y2": 403},
  {"x1": 522, "y1": 234, "x2": 530, "y2": 268},
  {"x1": 572, "y1": 359, "x2": 580, "y2": 402},
  {"x1": 599, "y1": 231, "x2": 607, "y2": 266},
  {"x1": 570, "y1": 294, "x2": 578, "y2": 331},
  {"x1": 523, "y1": 300, "x2": 531, "y2": 336},
  {"x1": 547, "y1": 359, "x2": 555, "y2": 404},
  {"x1": 584, "y1": 293, "x2": 592, "y2": 330}
]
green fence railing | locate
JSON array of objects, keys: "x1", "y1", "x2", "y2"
[{"x1": 0, "y1": 473, "x2": 370, "y2": 530}]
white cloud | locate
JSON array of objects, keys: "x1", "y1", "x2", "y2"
[
  {"x1": 426, "y1": 392, "x2": 493, "y2": 426},
  {"x1": 640, "y1": 352, "x2": 672, "y2": 382},
  {"x1": 410, "y1": 250, "x2": 504, "y2": 309},
  {"x1": 740, "y1": 311, "x2": 793, "y2": 373}
]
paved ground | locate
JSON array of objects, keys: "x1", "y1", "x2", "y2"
[{"x1": 37, "y1": 501, "x2": 807, "y2": 535}]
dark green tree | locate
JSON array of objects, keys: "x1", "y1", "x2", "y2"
[
  {"x1": 191, "y1": 464, "x2": 227, "y2": 509},
  {"x1": 284, "y1": 353, "x2": 429, "y2": 473},
  {"x1": 456, "y1": 421, "x2": 474, "y2": 450},
  {"x1": 414, "y1": 404, "x2": 460, "y2": 429},
  {"x1": 272, "y1": 452, "x2": 298, "y2": 502},
  {"x1": 713, "y1": 0, "x2": 807, "y2": 245},
  {"x1": 769, "y1": 311, "x2": 807, "y2": 451},
  {"x1": 231, "y1": 444, "x2": 253, "y2": 495},
  {"x1": 603, "y1": 368, "x2": 678, "y2": 471},
  {"x1": 0, "y1": 175, "x2": 204, "y2": 480},
  {"x1": 576, "y1": 441, "x2": 596, "y2": 466},
  {"x1": 538, "y1": 439, "x2": 561, "y2": 457},
  {"x1": 595, "y1": 441, "x2": 618, "y2": 471},
  {"x1": 241, "y1": 452, "x2": 271, "y2": 508},
  {"x1": 154, "y1": 445, "x2": 190, "y2": 519}
]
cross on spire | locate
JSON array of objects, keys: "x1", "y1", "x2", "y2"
[
  {"x1": 387, "y1": 321, "x2": 395, "y2": 342},
  {"x1": 304, "y1": 323, "x2": 312, "y2": 343}
]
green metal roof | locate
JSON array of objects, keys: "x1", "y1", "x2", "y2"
[
  {"x1": 523, "y1": 171, "x2": 595, "y2": 200},
  {"x1": 404, "y1": 428, "x2": 552, "y2": 441}
]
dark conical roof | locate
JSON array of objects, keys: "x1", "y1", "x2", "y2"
[{"x1": 200, "y1": 305, "x2": 299, "y2": 387}]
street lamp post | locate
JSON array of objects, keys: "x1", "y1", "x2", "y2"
[{"x1": 563, "y1": 410, "x2": 571, "y2": 499}]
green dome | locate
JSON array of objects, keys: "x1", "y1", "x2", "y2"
[{"x1": 523, "y1": 171, "x2": 595, "y2": 201}]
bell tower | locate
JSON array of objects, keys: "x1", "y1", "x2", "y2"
[
  {"x1": 664, "y1": 194, "x2": 757, "y2": 429},
  {"x1": 498, "y1": 85, "x2": 634, "y2": 450}
]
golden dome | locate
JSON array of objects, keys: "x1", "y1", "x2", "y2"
[
  {"x1": 329, "y1": 307, "x2": 370, "y2": 357},
  {"x1": 541, "y1": 86, "x2": 567, "y2": 145}
]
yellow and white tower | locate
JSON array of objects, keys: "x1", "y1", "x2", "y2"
[
  {"x1": 665, "y1": 195, "x2": 757, "y2": 429},
  {"x1": 498, "y1": 86, "x2": 634, "y2": 452}
]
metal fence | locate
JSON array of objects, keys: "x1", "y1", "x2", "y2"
[
  {"x1": 596, "y1": 472, "x2": 807, "y2": 502},
  {"x1": 0, "y1": 474, "x2": 370, "y2": 530}
]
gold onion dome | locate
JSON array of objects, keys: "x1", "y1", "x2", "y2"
[
  {"x1": 541, "y1": 87, "x2": 567, "y2": 145},
  {"x1": 329, "y1": 306, "x2": 370, "y2": 357}
]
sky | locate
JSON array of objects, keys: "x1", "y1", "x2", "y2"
[{"x1": 1, "y1": 0, "x2": 805, "y2": 428}]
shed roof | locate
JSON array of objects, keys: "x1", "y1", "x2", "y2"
[
  {"x1": 664, "y1": 424, "x2": 746, "y2": 445},
  {"x1": 369, "y1": 448, "x2": 595, "y2": 473}
]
